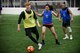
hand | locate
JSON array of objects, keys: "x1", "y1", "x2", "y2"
[
  {"x1": 71, "y1": 18, "x2": 73, "y2": 22},
  {"x1": 37, "y1": 24, "x2": 42, "y2": 27},
  {"x1": 17, "y1": 27, "x2": 20, "y2": 32},
  {"x1": 59, "y1": 19, "x2": 62, "y2": 22},
  {"x1": 35, "y1": 11, "x2": 38, "y2": 15}
]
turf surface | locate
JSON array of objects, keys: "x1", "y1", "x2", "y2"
[{"x1": 0, "y1": 14, "x2": 80, "y2": 53}]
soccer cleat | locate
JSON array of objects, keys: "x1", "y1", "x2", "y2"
[
  {"x1": 63, "y1": 36, "x2": 69, "y2": 40},
  {"x1": 38, "y1": 43, "x2": 42, "y2": 50}
]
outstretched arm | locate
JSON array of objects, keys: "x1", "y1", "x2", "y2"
[
  {"x1": 52, "y1": 11, "x2": 59, "y2": 17},
  {"x1": 35, "y1": 11, "x2": 44, "y2": 17}
]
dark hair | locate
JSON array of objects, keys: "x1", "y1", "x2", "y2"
[
  {"x1": 49, "y1": 5, "x2": 53, "y2": 11},
  {"x1": 45, "y1": 4, "x2": 50, "y2": 7},
  {"x1": 45, "y1": 4, "x2": 53, "y2": 11},
  {"x1": 63, "y1": 2, "x2": 66, "y2": 4}
]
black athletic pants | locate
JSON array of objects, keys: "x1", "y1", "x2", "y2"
[{"x1": 25, "y1": 26, "x2": 39, "y2": 44}]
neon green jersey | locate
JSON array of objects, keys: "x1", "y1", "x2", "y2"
[{"x1": 23, "y1": 10, "x2": 36, "y2": 28}]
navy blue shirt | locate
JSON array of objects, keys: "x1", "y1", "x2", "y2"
[{"x1": 60, "y1": 7, "x2": 71, "y2": 22}]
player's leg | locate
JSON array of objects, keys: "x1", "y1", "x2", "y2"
[
  {"x1": 62, "y1": 22, "x2": 69, "y2": 39},
  {"x1": 67, "y1": 21, "x2": 73, "y2": 40},
  {"x1": 32, "y1": 27, "x2": 43, "y2": 50},
  {"x1": 41, "y1": 26, "x2": 46, "y2": 46},
  {"x1": 32, "y1": 27, "x2": 39, "y2": 41},
  {"x1": 67, "y1": 26, "x2": 73, "y2": 40},
  {"x1": 49, "y1": 26, "x2": 60, "y2": 45},
  {"x1": 25, "y1": 28, "x2": 42, "y2": 50},
  {"x1": 25, "y1": 28, "x2": 39, "y2": 44}
]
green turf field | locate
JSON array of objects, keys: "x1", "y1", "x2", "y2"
[{"x1": 0, "y1": 14, "x2": 80, "y2": 53}]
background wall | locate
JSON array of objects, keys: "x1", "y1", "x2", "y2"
[{"x1": 1, "y1": 7, "x2": 80, "y2": 16}]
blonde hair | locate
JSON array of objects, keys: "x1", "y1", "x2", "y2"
[{"x1": 25, "y1": 2, "x2": 31, "y2": 6}]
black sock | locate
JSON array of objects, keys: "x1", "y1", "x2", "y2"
[
  {"x1": 55, "y1": 39, "x2": 60, "y2": 45},
  {"x1": 42, "y1": 40, "x2": 45, "y2": 45},
  {"x1": 42, "y1": 40, "x2": 44, "y2": 43},
  {"x1": 36, "y1": 35, "x2": 39, "y2": 41}
]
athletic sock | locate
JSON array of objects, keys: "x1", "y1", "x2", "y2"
[
  {"x1": 42, "y1": 40, "x2": 45, "y2": 46},
  {"x1": 67, "y1": 27, "x2": 72, "y2": 32},
  {"x1": 65, "y1": 34, "x2": 68, "y2": 37},
  {"x1": 70, "y1": 35, "x2": 73, "y2": 40},
  {"x1": 55, "y1": 39, "x2": 60, "y2": 45}
]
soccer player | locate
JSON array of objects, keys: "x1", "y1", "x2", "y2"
[
  {"x1": 35, "y1": 4, "x2": 60, "y2": 46},
  {"x1": 17, "y1": 2, "x2": 42, "y2": 50},
  {"x1": 58, "y1": 3, "x2": 74, "y2": 40}
]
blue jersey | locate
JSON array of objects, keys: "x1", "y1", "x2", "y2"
[
  {"x1": 60, "y1": 8, "x2": 71, "y2": 22},
  {"x1": 43, "y1": 10, "x2": 52, "y2": 24}
]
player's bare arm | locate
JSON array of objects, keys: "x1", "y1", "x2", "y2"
[
  {"x1": 68, "y1": 9, "x2": 74, "y2": 22},
  {"x1": 59, "y1": 15, "x2": 62, "y2": 22},
  {"x1": 52, "y1": 11, "x2": 58, "y2": 17},
  {"x1": 35, "y1": 11, "x2": 44, "y2": 17},
  {"x1": 58, "y1": 10, "x2": 62, "y2": 22}
]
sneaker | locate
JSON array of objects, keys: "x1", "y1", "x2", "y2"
[
  {"x1": 63, "y1": 36, "x2": 69, "y2": 39},
  {"x1": 70, "y1": 35, "x2": 73, "y2": 40},
  {"x1": 38, "y1": 43, "x2": 42, "y2": 50}
]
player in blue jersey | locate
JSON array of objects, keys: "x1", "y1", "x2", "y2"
[
  {"x1": 35, "y1": 4, "x2": 60, "y2": 46},
  {"x1": 58, "y1": 3, "x2": 74, "y2": 40}
]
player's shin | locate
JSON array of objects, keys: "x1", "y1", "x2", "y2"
[
  {"x1": 41, "y1": 33, "x2": 45, "y2": 46},
  {"x1": 63, "y1": 27, "x2": 69, "y2": 39},
  {"x1": 67, "y1": 27, "x2": 73, "y2": 40}
]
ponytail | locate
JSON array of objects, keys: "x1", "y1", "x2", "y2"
[{"x1": 49, "y1": 5, "x2": 53, "y2": 11}]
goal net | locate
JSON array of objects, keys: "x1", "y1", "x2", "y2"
[{"x1": 30, "y1": 1, "x2": 67, "y2": 12}]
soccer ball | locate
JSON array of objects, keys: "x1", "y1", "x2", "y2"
[{"x1": 27, "y1": 46, "x2": 34, "y2": 53}]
